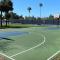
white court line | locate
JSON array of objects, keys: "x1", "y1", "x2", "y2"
[
  {"x1": 0, "y1": 53, "x2": 15, "y2": 60},
  {"x1": 10, "y1": 34, "x2": 46, "y2": 58},
  {"x1": 47, "y1": 50, "x2": 60, "y2": 60}
]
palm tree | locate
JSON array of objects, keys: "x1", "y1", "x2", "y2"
[
  {"x1": 4, "y1": 0, "x2": 13, "y2": 26},
  {"x1": 27, "y1": 7, "x2": 32, "y2": 17},
  {"x1": 0, "y1": 0, "x2": 13, "y2": 27},
  {"x1": 39, "y1": 3, "x2": 43, "y2": 19}
]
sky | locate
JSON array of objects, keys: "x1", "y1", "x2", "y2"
[{"x1": 12, "y1": 0, "x2": 60, "y2": 17}]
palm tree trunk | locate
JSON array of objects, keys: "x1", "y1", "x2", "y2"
[
  {"x1": 5, "y1": 12, "x2": 8, "y2": 27},
  {"x1": 1, "y1": 11, "x2": 2, "y2": 27},
  {"x1": 6, "y1": 19, "x2": 7, "y2": 27}
]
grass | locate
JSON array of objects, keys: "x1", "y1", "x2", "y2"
[
  {"x1": 0, "y1": 23, "x2": 50, "y2": 29},
  {"x1": 0, "y1": 26, "x2": 60, "y2": 60},
  {"x1": 0, "y1": 24, "x2": 41, "y2": 29}
]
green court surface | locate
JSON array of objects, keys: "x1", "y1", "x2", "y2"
[{"x1": 0, "y1": 26, "x2": 60, "y2": 60}]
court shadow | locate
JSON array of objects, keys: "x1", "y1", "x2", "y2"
[{"x1": 0, "y1": 37, "x2": 14, "y2": 41}]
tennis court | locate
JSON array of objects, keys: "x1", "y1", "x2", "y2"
[{"x1": 0, "y1": 26, "x2": 60, "y2": 60}]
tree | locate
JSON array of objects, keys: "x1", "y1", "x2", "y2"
[
  {"x1": 25, "y1": 16, "x2": 29, "y2": 20},
  {"x1": 59, "y1": 15, "x2": 60, "y2": 20},
  {"x1": 5, "y1": 12, "x2": 11, "y2": 24},
  {"x1": 0, "y1": 0, "x2": 13, "y2": 27},
  {"x1": 49, "y1": 14, "x2": 54, "y2": 20},
  {"x1": 19, "y1": 15, "x2": 24, "y2": 20},
  {"x1": 31, "y1": 16, "x2": 36, "y2": 20},
  {"x1": 4, "y1": 0, "x2": 13, "y2": 26},
  {"x1": 39, "y1": 3, "x2": 43, "y2": 19},
  {"x1": 49, "y1": 14, "x2": 54, "y2": 24},
  {"x1": 9, "y1": 12, "x2": 19, "y2": 19},
  {"x1": 27, "y1": 7, "x2": 32, "y2": 18}
]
